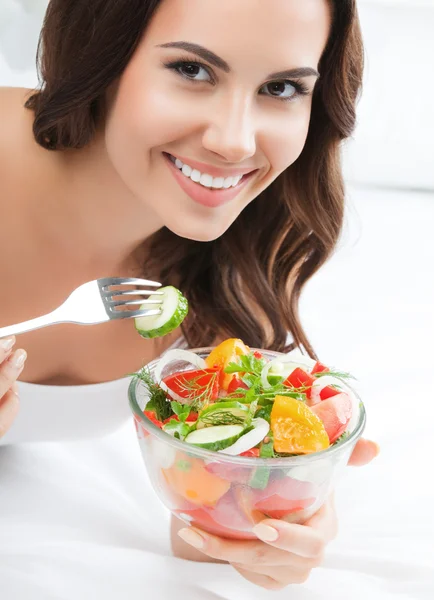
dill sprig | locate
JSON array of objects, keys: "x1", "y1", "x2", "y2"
[
  {"x1": 171, "y1": 370, "x2": 220, "y2": 411},
  {"x1": 132, "y1": 367, "x2": 174, "y2": 421}
]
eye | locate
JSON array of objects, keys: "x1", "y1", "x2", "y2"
[
  {"x1": 260, "y1": 80, "x2": 309, "y2": 101},
  {"x1": 165, "y1": 60, "x2": 214, "y2": 83}
]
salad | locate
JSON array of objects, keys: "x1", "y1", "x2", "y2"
[
  {"x1": 135, "y1": 338, "x2": 360, "y2": 458},
  {"x1": 130, "y1": 289, "x2": 364, "y2": 538}
]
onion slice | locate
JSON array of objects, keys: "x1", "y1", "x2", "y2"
[
  {"x1": 154, "y1": 349, "x2": 207, "y2": 403},
  {"x1": 218, "y1": 418, "x2": 270, "y2": 456},
  {"x1": 261, "y1": 353, "x2": 316, "y2": 389}
]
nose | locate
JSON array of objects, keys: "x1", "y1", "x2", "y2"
[{"x1": 202, "y1": 93, "x2": 257, "y2": 164}]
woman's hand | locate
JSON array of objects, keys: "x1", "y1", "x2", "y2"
[
  {"x1": 175, "y1": 438, "x2": 379, "y2": 590},
  {"x1": 0, "y1": 336, "x2": 26, "y2": 438}
]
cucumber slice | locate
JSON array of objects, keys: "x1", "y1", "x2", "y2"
[
  {"x1": 184, "y1": 424, "x2": 247, "y2": 451},
  {"x1": 196, "y1": 401, "x2": 250, "y2": 429},
  {"x1": 135, "y1": 286, "x2": 188, "y2": 339}
]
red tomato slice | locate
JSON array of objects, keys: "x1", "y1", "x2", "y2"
[
  {"x1": 311, "y1": 361, "x2": 329, "y2": 375},
  {"x1": 174, "y1": 506, "x2": 256, "y2": 540},
  {"x1": 163, "y1": 413, "x2": 198, "y2": 425},
  {"x1": 319, "y1": 385, "x2": 341, "y2": 401},
  {"x1": 283, "y1": 368, "x2": 316, "y2": 399},
  {"x1": 253, "y1": 351, "x2": 263, "y2": 359},
  {"x1": 311, "y1": 392, "x2": 352, "y2": 443},
  {"x1": 240, "y1": 448, "x2": 260, "y2": 458},
  {"x1": 227, "y1": 377, "x2": 249, "y2": 396},
  {"x1": 143, "y1": 411, "x2": 164, "y2": 428},
  {"x1": 163, "y1": 367, "x2": 220, "y2": 401},
  {"x1": 253, "y1": 477, "x2": 318, "y2": 519}
]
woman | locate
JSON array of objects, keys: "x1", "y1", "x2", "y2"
[{"x1": 0, "y1": 0, "x2": 379, "y2": 591}]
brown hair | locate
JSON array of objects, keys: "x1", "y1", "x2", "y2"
[{"x1": 26, "y1": 0, "x2": 363, "y2": 358}]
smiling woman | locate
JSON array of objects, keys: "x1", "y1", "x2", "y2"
[
  {"x1": 0, "y1": 0, "x2": 377, "y2": 592},
  {"x1": 21, "y1": 0, "x2": 363, "y2": 356}
]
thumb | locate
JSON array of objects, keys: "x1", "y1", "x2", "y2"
[{"x1": 348, "y1": 438, "x2": 380, "y2": 466}]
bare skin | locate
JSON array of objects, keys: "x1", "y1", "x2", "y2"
[{"x1": 0, "y1": 0, "x2": 379, "y2": 590}]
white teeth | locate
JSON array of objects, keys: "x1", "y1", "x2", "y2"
[
  {"x1": 170, "y1": 154, "x2": 245, "y2": 190},
  {"x1": 199, "y1": 173, "x2": 213, "y2": 187},
  {"x1": 212, "y1": 177, "x2": 224, "y2": 189},
  {"x1": 190, "y1": 169, "x2": 201, "y2": 183},
  {"x1": 181, "y1": 164, "x2": 192, "y2": 177}
]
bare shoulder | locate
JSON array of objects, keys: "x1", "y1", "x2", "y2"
[{"x1": 0, "y1": 87, "x2": 42, "y2": 184}]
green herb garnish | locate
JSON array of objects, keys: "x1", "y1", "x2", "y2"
[{"x1": 133, "y1": 367, "x2": 174, "y2": 421}]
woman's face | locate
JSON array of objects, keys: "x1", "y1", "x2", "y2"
[{"x1": 105, "y1": 0, "x2": 331, "y2": 241}]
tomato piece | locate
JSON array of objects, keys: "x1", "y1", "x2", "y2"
[
  {"x1": 319, "y1": 385, "x2": 341, "y2": 401},
  {"x1": 227, "y1": 377, "x2": 249, "y2": 396},
  {"x1": 311, "y1": 392, "x2": 352, "y2": 443},
  {"x1": 283, "y1": 368, "x2": 316, "y2": 399},
  {"x1": 253, "y1": 477, "x2": 318, "y2": 519},
  {"x1": 143, "y1": 411, "x2": 164, "y2": 429},
  {"x1": 253, "y1": 351, "x2": 263, "y2": 359},
  {"x1": 240, "y1": 448, "x2": 260, "y2": 458},
  {"x1": 162, "y1": 454, "x2": 230, "y2": 507},
  {"x1": 270, "y1": 395, "x2": 330, "y2": 454},
  {"x1": 174, "y1": 506, "x2": 256, "y2": 540},
  {"x1": 311, "y1": 361, "x2": 329, "y2": 375},
  {"x1": 163, "y1": 412, "x2": 198, "y2": 425},
  {"x1": 163, "y1": 367, "x2": 220, "y2": 401},
  {"x1": 205, "y1": 339, "x2": 250, "y2": 390}
]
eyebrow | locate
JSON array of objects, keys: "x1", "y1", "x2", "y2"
[{"x1": 157, "y1": 41, "x2": 320, "y2": 80}]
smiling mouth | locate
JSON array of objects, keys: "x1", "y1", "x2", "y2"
[{"x1": 163, "y1": 152, "x2": 257, "y2": 191}]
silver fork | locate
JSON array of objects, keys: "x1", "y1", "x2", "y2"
[{"x1": 0, "y1": 277, "x2": 163, "y2": 338}]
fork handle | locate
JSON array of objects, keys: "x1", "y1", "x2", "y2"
[{"x1": 0, "y1": 309, "x2": 63, "y2": 338}]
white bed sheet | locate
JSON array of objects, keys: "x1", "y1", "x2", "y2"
[{"x1": 0, "y1": 187, "x2": 433, "y2": 600}]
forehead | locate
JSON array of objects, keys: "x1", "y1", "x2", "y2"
[{"x1": 144, "y1": 0, "x2": 332, "y2": 70}]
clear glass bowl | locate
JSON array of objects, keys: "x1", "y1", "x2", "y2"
[{"x1": 128, "y1": 348, "x2": 366, "y2": 540}]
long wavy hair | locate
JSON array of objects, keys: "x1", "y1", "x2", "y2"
[{"x1": 25, "y1": 0, "x2": 364, "y2": 358}]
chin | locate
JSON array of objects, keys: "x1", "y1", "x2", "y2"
[{"x1": 164, "y1": 215, "x2": 234, "y2": 243}]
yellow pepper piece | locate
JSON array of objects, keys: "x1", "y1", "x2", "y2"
[{"x1": 271, "y1": 395, "x2": 330, "y2": 454}]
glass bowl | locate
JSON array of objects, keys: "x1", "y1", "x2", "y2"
[{"x1": 128, "y1": 348, "x2": 366, "y2": 540}]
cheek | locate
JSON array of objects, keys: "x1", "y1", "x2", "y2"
[
  {"x1": 269, "y1": 106, "x2": 312, "y2": 172},
  {"x1": 105, "y1": 67, "x2": 193, "y2": 155}
]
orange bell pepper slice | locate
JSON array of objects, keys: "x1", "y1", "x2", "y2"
[
  {"x1": 205, "y1": 338, "x2": 250, "y2": 390},
  {"x1": 162, "y1": 453, "x2": 230, "y2": 507},
  {"x1": 271, "y1": 395, "x2": 330, "y2": 454}
]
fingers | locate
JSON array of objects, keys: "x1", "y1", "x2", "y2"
[
  {"x1": 0, "y1": 387, "x2": 20, "y2": 438},
  {"x1": 251, "y1": 519, "x2": 326, "y2": 559},
  {"x1": 0, "y1": 336, "x2": 16, "y2": 363},
  {"x1": 178, "y1": 527, "x2": 318, "y2": 566},
  {"x1": 0, "y1": 339, "x2": 27, "y2": 399},
  {"x1": 348, "y1": 438, "x2": 380, "y2": 466},
  {"x1": 304, "y1": 493, "x2": 338, "y2": 542}
]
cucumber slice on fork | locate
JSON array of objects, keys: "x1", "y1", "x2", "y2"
[{"x1": 135, "y1": 286, "x2": 188, "y2": 339}]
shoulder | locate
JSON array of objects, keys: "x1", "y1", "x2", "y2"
[
  {"x1": 0, "y1": 87, "x2": 41, "y2": 178},
  {"x1": 0, "y1": 87, "x2": 57, "y2": 213}
]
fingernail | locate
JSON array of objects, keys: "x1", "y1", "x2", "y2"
[
  {"x1": 1, "y1": 336, "x2": 15, "y2": 351},
  {"x1": 373, "y1": 442, "x2": 381, "y2": 457},
  {"x1": 252, "y1": 523, "x2": 279, "y2": 542},
  {"x1": 11, "y1": 350, "x2": 27, "y2": 369},
  {"x1": 178, "y1": 528, "x2": 205, "y2": 549}
]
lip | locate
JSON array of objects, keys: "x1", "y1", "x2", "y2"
[
  {"x1": 167, "y1": 153, "x2": 257, "y2": 179},
  {"x1": 163, "y1": 153, "x2": 257, "y2": 209}
]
